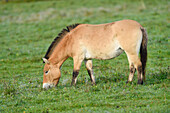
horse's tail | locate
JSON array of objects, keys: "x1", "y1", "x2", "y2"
[{"x1": 140, "y1": 27, "x2": 148, "y2": 81}]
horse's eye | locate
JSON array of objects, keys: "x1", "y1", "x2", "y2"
[{"x1": 45, "y1": 71, "x2": 49, "y2": 75}]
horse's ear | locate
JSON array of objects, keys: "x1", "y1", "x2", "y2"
[{"x1": 42, "y1": 58, "x2": 50, "y2": 64}]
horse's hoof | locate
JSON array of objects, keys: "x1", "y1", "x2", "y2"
[
  {"x1": 71, "y1": 82, "x2": 76, "y2": 86},
  {"x1": 92, "y1": 82, "x2": 96, "y2": 86},
  {"x1": 137, "y1": 80, "x2": 143, "y2": 85}
]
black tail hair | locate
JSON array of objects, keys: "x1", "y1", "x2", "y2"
[{"x1": 140, "y1": 27, "x2": 148, "y2": 80}]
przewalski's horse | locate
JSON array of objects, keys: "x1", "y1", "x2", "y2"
[{"x1": 42, "y1": 20, "x2": 148, "y2": 89}]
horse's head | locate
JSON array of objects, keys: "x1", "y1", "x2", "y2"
[{"x1": 42, "y1": 58, "x2": 61, "y2": 89}]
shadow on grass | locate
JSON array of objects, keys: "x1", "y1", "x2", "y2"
[
  {"x1": 93, "y1": 70, "x2": 169, "y2": 86},
  {"x1": 95, "y1": 75, "x2": 125, "y2": 84},
  {"x1": 55, "y1": 69, "x2": 169, "y2": 90}
]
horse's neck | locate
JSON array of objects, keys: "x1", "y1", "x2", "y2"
[{"x1": 49, "y1": 37, "x2": 69, "y2": 67}]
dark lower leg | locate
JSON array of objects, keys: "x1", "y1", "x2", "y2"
[
  {"x1": 126, "y1": 64, "x2": 136, "y2": 83},
  {"x1": 137, "y1": 66, "x2": 143, "y2": 85},
  {"x1": 85, "y1": 60, "x2": 95, "y2": 85},
  {"x1": 71, "y1": 70, "x2": 79, "y2": 86},
  {"x1": 87, "y1": 69, "x2": 95, "y2": 85}
]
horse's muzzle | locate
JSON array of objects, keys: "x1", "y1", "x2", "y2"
[{"x1": 43, "y1": 83, "x2": 55, "y2": 89}]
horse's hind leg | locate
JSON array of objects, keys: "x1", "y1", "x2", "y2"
[
  {"x1": 71, "y1": 56, "x2": 84, "y2": 86},
  {"x1": 85, "y1": 60, "x2": 96, "y2": 85},
  {"x1": 126, "y1": 53, "x2": 143, "y2": 84},
  {"x1": 126, "y1": 63, "x2": 136, "y2": 83}
]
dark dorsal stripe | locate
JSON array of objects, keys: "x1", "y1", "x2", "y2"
[{"x1": 44, "y1": 23, "x2": 80, "y2": 60}]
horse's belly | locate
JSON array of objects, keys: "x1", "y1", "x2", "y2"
[
  {"x1": 85, "y1": 47, "x2": 124, "y2": 60},
  {"x1": 83, "y1": 35, "x2": 124, "y2": 60}
]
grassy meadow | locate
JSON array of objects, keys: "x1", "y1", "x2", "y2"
[{"x1": 0, "y1": 0, "x2": 169, "y2": 112}]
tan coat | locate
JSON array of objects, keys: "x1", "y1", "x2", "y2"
[{"x1": 42, "y1": 20, "x2": 148, "y2": 89}]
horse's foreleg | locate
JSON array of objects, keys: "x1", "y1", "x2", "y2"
[
  {"x1": 71, "y1": 57, "x2": 83, "y2": 86},
  {"x1": 71, "y1": 70, "x2": 79, "y2": 86},
  {"x1": 85, "y1": 60, "x2": 96, "y2": 85}
]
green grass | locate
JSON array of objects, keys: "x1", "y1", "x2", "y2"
[{"x1": 0, "y1": 0, "x2": 169, "y2": 112}]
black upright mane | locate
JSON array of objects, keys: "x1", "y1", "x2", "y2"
[{"x1": 44, "y1": 23, "x2": 80, "y2": 60}]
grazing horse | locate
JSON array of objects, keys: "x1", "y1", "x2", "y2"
[{"x1": 42, "y1": 20, "x2": 148, "y2": 89}]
